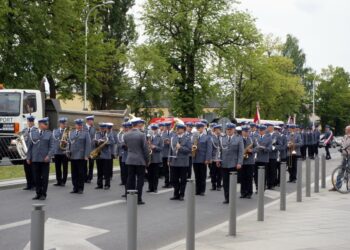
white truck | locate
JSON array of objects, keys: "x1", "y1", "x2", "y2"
[{"x1": 0, "y1": 88, "x2": 128, "y2": 164}]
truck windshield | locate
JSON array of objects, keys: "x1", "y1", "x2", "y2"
[{"x1": 0, "y1": 93, "x2": 21, "y2": 116}]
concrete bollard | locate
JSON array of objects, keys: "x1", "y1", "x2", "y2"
[
  {"x1": 306, "y1": 158, "x2": 311, "y2": 197},
  {"x1": 314, "y1": 156, "x2": 320, "y2": 193},
  {"x1": 30, "y1": 204, "x2": 45, "y2": 250},
  {"x1": 186, "y1": 179, "x2": 195, "y2": 250},
  {"x1": 296, "y1": 159, "x2": 302, "y2": 202},
  {"x1": 321, "y1": 154, "x2": 326, "y2": 188},
  {"x1": 280, "y1": 162, "x2": 287, "y2": 211},
  {"x1": 257, "y1": 166, "x2": 265, "y2": 221},
  {"x1": 127, "y1": 190, "x2": 138, "y2": 250},
  {"x1": 228, "y1": 173, "x2": 237, "y2": 236}
]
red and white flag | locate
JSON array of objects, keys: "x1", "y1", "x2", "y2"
[{"x1": 253, "y1": 104, "x2": 260, "y2": 124}]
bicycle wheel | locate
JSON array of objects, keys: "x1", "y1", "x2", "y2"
[{"x1": 331, "y1": 166, "x2": 350, "y2": 194}]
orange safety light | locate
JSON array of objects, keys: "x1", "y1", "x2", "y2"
[{"x1": 14, "y1": 122, "x2": 20, "y2": 133}]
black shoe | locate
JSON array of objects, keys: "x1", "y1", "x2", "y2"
[
  {"x1": 210, "y1": 187, "x2": 216, "y2": 191},
  {"x1": 162, "y1": 185, "x2": 171, "y2": 189},
  {"x1": 170, "y1": 196, "x2": 180, "y2": 200},
  {"x1": 95, "y1": 186, "x2": 103, "y2": 189},
  {"x1": 199, "y1": 192, "x2": 205, "y2": 196},
  {"x1": 23, "y1": 187, "x2": 31, "y2": 190},
  {"x1": 240, "y1": 194, "x2": 246, "y2": 199},
  {"x1": 70, "y1": 190, "x2": 78, "y2": 194},
  {"x1": 287, "y1": 180, "x2": 293, "y2": 183},
  {"x1": 223, "y1": 200, "x2": 229, "y2": 204},
  {"x1": 122, "y1": 194, "x2": 127, "y2": 198},
  {"x1": 85, "y1": 180, "x2": 91, "y2": 184},
  {"x1": 39, "y1": 196, "x2": 46, "y2": 200},
  {"x1": 32, "y1": 195, "x2": 40, "y2": 200},
  {"x1": 246, "y1": 195, "x2": 252, "y2": 199},
  {"x1": 146, "y1": 190, "x2": 153, "y2": 193},
  {"x1": 53, "y1": 183, "x2": 61, "y2": 186},
  {"x1": 154, "y1": 190, "x2": 158, "y2": 193},
  {"x1": 138, "y1": 200, "x2": 145, "y2": 205},
  {"x1": 179, "y1": 196, "x2": 184, "y2": 201},
  {"x1": 217, "y1": 188, "x2": 221, "y2": 191},
  {"x1": 61, "y1": 183, "x2": 66, "y2": 187},
  {"x1": 104, "y1": 186, "x2": 110, "y2": 190},
  {"x1": 78, "y1": 190, "x2": 83, "y2": 194}
]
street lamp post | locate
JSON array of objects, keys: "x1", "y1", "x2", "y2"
[
  {"x1": 84, "y1": 1, "x2": 114, "y2": 111},
  {"x1": 312, "y1": 74, "x2": 317, "y2": 129}
]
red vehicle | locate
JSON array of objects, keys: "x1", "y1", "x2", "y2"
[{"x1": 149, "y1": 117, "x2": 201, "y2": 126}]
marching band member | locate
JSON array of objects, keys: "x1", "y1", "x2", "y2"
[
  {"x1": 84, "y1": 115, "x2": 96, "y2": 183},
  {"x1": 267, "y1": 123, "x2": 280, "y2": 189},
  {"x1": 313, "y1": 126, "x2": 321, "y2": 157},
  {"x1": 124, "y1": 118, "x2": 149, "y2": 205},
  {"x1": 105, "y1": 123, "x2": 115, "y2": 180},
  {"x1": 168, "y1": 123, "x2": 192, "y2": 201},
  {"x1": 286, "y1": 124, "x2": 302, "y2": 183},
  {"x1": 69, "y1": 119, "x2": 91, "y2": 194},
  {"x1": 185, "y1": 122, "x2": 194, "y2": 179},
  {"x1": 210, "y1": 124, "x2": 223, "y2": 191},
  {"x1": 147, "y1": 124, "x2": 164, "y2": 193},
  {"x1": 220, "y1": 123, "x2": 244, "y2": 204},
  {"x1": 192, "y1": 122, "x2": 212, "y2": 196},
  {"x1": 161, "y1": 122, "x2": 172, "y2": 188},
  {"x1": 254, "y1": 125, "x2": 272, "y2": 193},
  {"x1": 52, "y1": 117, "x2": 69, "y2": 187},
  {"x1": 117, "y1": 123, "x2": 127, "y2": 186},
  {"x1": 94, "y1": 123, "x2": 115, "y2": 190},
  {"x1": 22, "y1": 115, "x2": 37, "y2": 190},
  {"x1": 26, "y1": 117, "x2": 54, "y2": 200},
  {"x1": 240, "y1": 126, "x2": 256, "y2": 199},
  {"x1": 322, "y1": 125, "x2": 333, "y2": 160},
  {"x1": 274, "y1": 125, "x2": 286, "y2": 186}
]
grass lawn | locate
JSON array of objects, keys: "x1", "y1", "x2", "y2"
[{"x1": 0, "y1": 160, "x2": 119, "y2": 181}]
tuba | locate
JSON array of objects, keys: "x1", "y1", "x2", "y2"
[
  {"x1": 59, "y1": 127, "x2": 70, "y2": 151},
  {"x1": 13, "y1": 131, "x2": 28, "y2": 159},
  {"x1": 90, "y1": 133, "x2": 109, "y2": 159}
]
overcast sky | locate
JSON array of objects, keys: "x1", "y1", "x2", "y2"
[{"x1": 132, "y1": 0, "x2": 350, "y2": 72}]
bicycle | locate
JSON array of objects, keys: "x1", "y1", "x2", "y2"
[{"x1": 331, "y1": 146, "x2": 350, "y2": 194}]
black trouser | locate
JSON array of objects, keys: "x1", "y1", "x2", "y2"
[
  {"x1": 170, "y1": 166, "x2": 188, "y2": 198},
  {"x1": 54, "y1": 154, "x2": 68, "y2": 185},
  {"x1": 222, "y1": 168, "x2": 236, "y2": 201},
  {"x1": 148, "y1": 163, "x2": 161, "y2": 191},
  {"x1": 108, "y1": 158, "x2": 113, "y2": 179},
  {"x1": 24, "y1": 160, "x2": 35, "y2": 188},
  {"x1": 314, "y1": 143, "x2": 319, "y2": 156},
  {"x1": 287, "y1": 155, "x2": 297, "y2": 181},
  {"x1": 162, "y1": 157, "x2": 170, "y2": 186},
  {"x1": 187, "y1": 156, "x2": 192, "y2": 179},
  {"x1": 96, "y1": 159, "x2": 111, "y2": 187},
  {"x1": 85, "y1": 158, "x2": 95, "y2": 181},
  {"x1": 127, "y1": 165, "x2": 145, "y2": 202},
  {"x1": 32, "y1": 162, "x2": 49, "y2": 197},
  {"x1": 307, "y1": 145, "x2": 314, "y2": 158},
  {"x1": 267, "y1": 159, "x2": 277, "y2": 189},
  {"x1": 193, "y1": 163, "x2": 207, "y2": 194},
  {"x1": 275, "y1": 161, "x2": 281, "y2": 186},
  {"x1": 254, "y1": 162, "x2": 268, "y2": 191},
  {"x1": 300, "y1": 146, "x2": 306, "y2": 159},
  {"x1": 325, "y1": 144, "x2": 331, "y2": 159},
  {"x1": 120, "y1": 156, "x2": 127, "y2": 185},
  {"x1": 241, "y1": 164, "x2": 254, "y2": 196},
  {"x1": 71, "y1": 159, "x2": 86, "y2": 192},
  {"x1": 210, "y1": 162, "x2": 222, "y2": 189}
]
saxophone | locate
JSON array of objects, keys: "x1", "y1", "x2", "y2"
[
  {"x1": 243, "y1": 143, "x2": 253, "y2": 159},
  {"x1": 59, "y1": 127, "x2": 70, "y2": 151},
  {"x1": 90, "y1": 133, "x2": 109, "y2": 159}
]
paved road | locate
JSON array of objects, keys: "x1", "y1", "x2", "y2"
[{"x1": 0, "y1": 149, "x2": 340, "y2": 250}]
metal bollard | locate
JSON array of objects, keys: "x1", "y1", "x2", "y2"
[
  {"x1": 296, "y1": 159, "x2": 302, "y2": 202},
  {"x1": 314, "y1": 156, "x2": 320, "y2": 193},
  {"x1": 186, "y1": 179, "x2": 195, "y2": 250},
  {"x1": 228, "y1": 173, "x2": 237, "y2": 236},
  {"x1": 30, "y1": 204, "x2": 45, "y2": 250},
  {"x1": 127, "y1": 190, "x2": 138, "y2": 250},
  {"x1": 306, "y1": 158, "x2": 311, "y2": 197},
  {"x1": 321, "y1": 154, "x2": 326, "y2": 188},
  {"x1": 280, "y1": 162, "x2": 286, "y2": 211},
  {"x1": 257, "y1": 166, "x2": 265, "y2": 221}
]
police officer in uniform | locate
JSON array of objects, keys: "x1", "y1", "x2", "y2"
[
  {"x1": 240, "y1": 126, "x2": 256, "y2": 199},
  {"x1": 121, "y1": 122, "x2": 132, "y2": 198},
  {"x1": 116, "y1": 123, "x2": 127, "y2": 186},
  {"x1": 267, "y1": 123, "x2": 280, "y2": 189},
  {"x1": 210, "y1": 124, "x2": 222, "y2": 191},
  {"x1": 286, "y1": 124, "x2": 302, "y2": 182},
  {"x1": 220, "y1": 123, "x2": 243, "y2": 204},
  {"x1": 105, "y1": 123, "x2": 115, "y2": 179},
  {"x1": 161, "y1": 122, "x2": 172, "y2": 188},
  {"x1": 22, "y1": 115, "x2": 37, "y2": 190},
  {"x1": 313, "y1": 126, "x2": 321, "y2": 157},
  {"x1": 94, "y1": 123, "x2": 115, "y2": 190},
  {"x1": 168, "y1": 123, "x2": 192, "y2": 201},
  {"x1": 26, "y1": 117, "x2": 54, "y2": 200},
  {"x1": 147, "y1": 124, "x2": 164, "y2": 193},
  {"x1": 84, "y1": 115, "x2": 96, "y2": 183},
  {"x1": 254, "y1": 125, "x2": 272, "y2": 192},
  {"x1": 69, "y1": 119, "x2": 91, "y2": 194},
  {"x1": 185, "y1": 122, "x2": 194, "y2": 178},
  {"x1": 192, "y1": 122, "x2": 212, "y2": 196},
  {"x1": 322, "y1": 125, "x2": 333, "y2": 160},
  {"x1": 124, "y1": 118, "x2": 149, "y2": 205},
  {"x1": 275, "y1": 126, "x2": 287, "y2": 185},
  {"x1": 52, "y1": 117, "x2": 69, "y2": 186}
]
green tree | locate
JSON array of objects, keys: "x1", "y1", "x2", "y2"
[
  {"x1": 143, "y1": 0, "x2": 261, "y2": 117},
  {"x1": 316, "y1": 66, "x2": 350, "y2": 134}
]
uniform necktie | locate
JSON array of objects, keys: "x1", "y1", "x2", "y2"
[
  {"x1": 76, "y1": 131, "x2": 79, "y2": 136},
  {"x1": 228, "y1": 136, "x2": 231, "y2": 142},
  {"x1": 40, "y1": 130, "x2": 43, "y2": 136}
]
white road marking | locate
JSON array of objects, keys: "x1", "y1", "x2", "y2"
[
  {"x1": 81, "y1": 200, "x2": 125, "y2": 210},
  {"x1": 151, "y1": 179, "x2": 212, "y2": 195},
  {"x1": 0, "y1": 219, "x2": 30, "y2": 231},
  {"x1": 24, "y1": 218, "x2": 109, "y2": 250},
  {"x1": 264, "y1": 189, "x2": 280, "y2": 199}
]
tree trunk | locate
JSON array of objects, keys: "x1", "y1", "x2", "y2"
[{"x1": 46, "y1": 74, "x2": 56, "y2": 99}]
